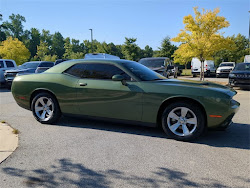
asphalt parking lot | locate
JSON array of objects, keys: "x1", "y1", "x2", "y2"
[{"x1": 0, "y1": 83, "x2": 249, "y2": 188}]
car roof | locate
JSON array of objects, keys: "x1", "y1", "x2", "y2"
[
  {"x1": 139, "y1": 57, "x2": 169, "y2": 61},
  {"x1": 46, "y1": 59, "x2": 136, "y2": 73}
]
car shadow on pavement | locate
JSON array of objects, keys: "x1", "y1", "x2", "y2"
[
  {"x1": 2, "y1": 158, "x2": 233, "y2": 187},
  {"x1": 55, "y1": 117, "x2": 250, "y2": 150},
  {"x1": 0, "y1": 87, "x2": 10, "y2": 92},
  {"x1": 195, "y1": 123, "x2": 250, "y2": 150}
]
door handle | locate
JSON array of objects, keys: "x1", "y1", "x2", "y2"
[{"x1": 79, "y1": 83, "x2": 87, "y2": 86}]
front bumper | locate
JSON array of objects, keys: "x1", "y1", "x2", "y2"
[
  {"x1": 207, "y1": 98, "x2": 240, "y2": 129},
  {"x1": 216, "y1": 73, "x2": 229, "y2": 77},
  {"x1": 229, "y1": 78, "x2": 250, "y2": 87}
]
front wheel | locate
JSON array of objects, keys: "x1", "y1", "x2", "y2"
[
  {"x1": 31, "y1": 92, "x2": 61, "y2": 124},
  {"x1": 161, "y1": 101, "x2": 205, "y2": 141}
]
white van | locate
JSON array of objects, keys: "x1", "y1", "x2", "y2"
[
  {"x1": 0, "y1": 59, "x2": 17, "y2": 84},
  {"x1": 191, "y1": 57, "x2": 216, "y2": 77},
  {"x1": 84, "y1": 53, "x2": 120, "y2": 60},
  {"x1": 244, "y1": 55, "x2": 250, "y2": 63}
]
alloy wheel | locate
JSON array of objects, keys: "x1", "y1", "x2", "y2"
[
  {"x1": 34, "y1": 97, "x2": 54, "y2": 121},
  {"x1": 167, "y1": 107, "x2": 197, "y2": 137}
]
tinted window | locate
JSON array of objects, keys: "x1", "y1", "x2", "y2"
[
  {"x1": 6, "y1": 61, "x2": 15, "y2": 68},
  {"x1": 82, "y1": 64, "x2": 131, "y2": 80},
  {"x1": 0, "y1": 61, "x2": 4, "y2": 68},
  {"x1": 234, "y1": 63, "x2": 250, "y2": 71},
  {"x1": 139, "y1": 59, "x2": 166, "y2": 68},
  {"x1": 220, "y1": 63, "x2": 234, "y2": 67},
  {"x1": 20, "y1": 62, "x2": 40, "y2": 69},
  {"x1": 64, "y1": 64, "x2": 86, "y2": 78},
  {"x1": 38, "y1": 62, "x2": 54, "y2": 67},
  {"x1": 122, "y1": 61, "x2": 166, "y2": 81}
]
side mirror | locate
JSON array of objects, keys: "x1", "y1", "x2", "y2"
[
  {"x1": 112, "y1": 74, "x2": 124, "y2": 81},
  {"x1": 112, "y1": 74, "x2": 128, "y2": 86}
]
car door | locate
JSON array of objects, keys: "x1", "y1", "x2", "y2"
[
  {"x1": 0, "y1": 60, "x2": 6, "y2": 83},
  {"x1": 74, "y1": 63, "x2": 143, "y2": 121}
]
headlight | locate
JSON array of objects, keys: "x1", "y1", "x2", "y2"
[
  {"x1": 229, "y1": 73, "x2": 235, "y2": 78},
  {"x1": 216, "y1": 69, "x2": 221, "y2": 73}
]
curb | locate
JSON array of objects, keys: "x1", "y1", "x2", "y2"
[{"x1": 0, "y1": 122, "x2": 19, "y2": 164}]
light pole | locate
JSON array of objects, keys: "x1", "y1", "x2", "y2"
[
  {"x1": 248, "y1": 11, "x2": 250, "y2": 51},
  {"x1": 89, "y1": 29, "x2": 93, "y2": 53}
]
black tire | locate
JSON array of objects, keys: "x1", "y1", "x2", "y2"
[
  {"x1": 6, "y1": 83, "x2": 11, "y2": 90},
  {"x1": 31, "y1": 92, "x2": 61, "y2": 124},
  {"x1": 161, "y1": 101, "x2": 206, "y2": 141}
]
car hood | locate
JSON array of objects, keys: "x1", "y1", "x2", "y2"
[
  {"x1": 5, "y1": 68, "x2": 32, "y2": 73},
  {"x1": 154, "y1": 79, "x2": 236, "y2": 97},
  {"x1": 217, "y1": 66, "x2": 234, "y2": 70},
  {"x1": 150, "y1": 67, "x2": 165, "y2": 72}
]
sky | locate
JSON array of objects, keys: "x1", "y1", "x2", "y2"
[{"x1": 0, "y1": 0, "x2": 249, "y2": 50}]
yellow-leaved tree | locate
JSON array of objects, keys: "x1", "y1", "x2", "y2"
[
  {"x1": 172, "y1": 7, "x2": 234, "y2": 80},
  {"x1": 0, "y1": 37, "x2": 30, "y2": 65}
]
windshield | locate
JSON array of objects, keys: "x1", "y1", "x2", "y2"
[
  {"x1": 234, "y1": 63, "x2": 250, "y2": 71},
  {"x1": 138, "y1": 59, "x2": 166, "y2": 68},
  {"x1": 220, "y1": 63, "x2": 234, "y2": 67},
  {"x1": 122, "y1": 61, "x2": 166, "y2": 81},
  {"x1": 20, "y1": 62, "x2": 40, "y2": 69},
  {"x1": 38, "y1": 62, "x2": 54, "y2": 67}
]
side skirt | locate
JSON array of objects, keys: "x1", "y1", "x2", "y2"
[{"x1": 62, "y1": 113, "x2": 157, "y2": 128}]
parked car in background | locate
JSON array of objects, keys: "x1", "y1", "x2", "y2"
[
  {"x1": 0, "y1": 59, "x2": 17, "y2": 86},
  {"x1": 11, "y1": 59, "x2": 239, "y2": 141},
  {"x1": 85, "y1": 53, "x2": 120, "y2": 60},
  {"x1": 55, "y1": 59, "x2": 71, "y2": 66},
  {"x1": 138, "y1": 57, "x2": 178, "y2": 78},
  {"x1": 244, "y1": 55, "x2": 250, "y2": 63},
  {"x1": 229, "y1": 63, "x2": 250, "y2": 89},
  {"x1": 35, "y1": 61, "x2": 54, "y2": 73},
  {"x1": 191, "y1": 58, "x2": 216, "y2": 77},
  {"x1": 4, "y1": 61, "x2": 40, "y2": 89},
  {"x1": 216, "y1": 62, "x2": 235, "y2": 77}
]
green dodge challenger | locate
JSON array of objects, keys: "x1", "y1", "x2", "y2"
[{"x1": 11, "y1": 59, "x2": 240, "y2": 141}]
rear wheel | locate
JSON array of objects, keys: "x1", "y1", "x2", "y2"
[
  {"x1": 161, "y1": 101, "x2": 205, "y2": 141},
  {"x1": 31, "y1": 92, "x2": 61, "y2": 124}
]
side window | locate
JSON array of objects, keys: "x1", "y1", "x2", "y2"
[
  {"x1": 6, "y1": 61, "x2": 15, "y2": 68},
  {"x1": 64, "y1": 64, "x2": 87, "y2": 78},
  {"x1": 0, "y1": 61, "x2": 4, "y2": 68},
  {"x1": 83, "y1": 64, "x2": 131, "y2": 80}
]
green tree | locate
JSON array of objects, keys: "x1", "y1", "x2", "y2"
[
  {"x1": 63, "y1": 37, "x2": 84, "y2": 59},
  {"x1": 3, "y1": 14, "x2": 26, "y2": 40},
  {"x1": 213, "y1": 34, "x2": 249, "y2": 65},
  {"x1": 155, "y1": 37, "x2": 177, "y2": 59},
  {"x1": 28, "y1": 28, "x2": 40, "y2": 57},
  {"x1": 51, "y1": 32, "x2": 65, "y2": 58},
  {"x1": 172, "y1": 7, "x2": 234, "y2": 80},
  {"x1": 142, "y1": 45, "x2": 153, "y2": 58},
  {"x1": 36, "y1": 41, "x2": 49, "y2": 60},
  {"x1": 36, "y1": 40, "x2": 58, "y2": 61},
  {"x1": 40, "y1": 29, "x2": 52, "y2": 47},
  {"x1": 0, "y1": 13, "x2": 7, "y2": 41},
  {"x1": 0, "y1": 37, "x2": 30, "y2": 65},
  {"x1": 122, "y1": 37, "x2": 141, "y2": 61}
]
